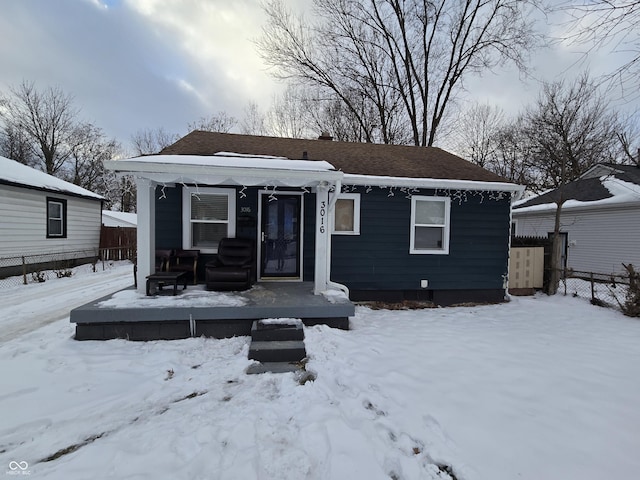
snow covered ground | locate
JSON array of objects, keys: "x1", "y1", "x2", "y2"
[{"x1": 1, "y1": 266, "x2": 639, "y2": 479}]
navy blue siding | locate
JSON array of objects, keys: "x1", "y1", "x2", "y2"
[
  {"x1": 155, "y1": 186, "x2": 182, "y2": 249},
  {"x1": 155, "y1": 185, "x2": 314, "y2": 281},
  {"x1": 330, "y1": 187, "x2": 511, "y2": 294}
]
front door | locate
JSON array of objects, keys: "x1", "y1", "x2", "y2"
[{"x1": 260, "y1": 193, "x2": 302, "y2": 279}]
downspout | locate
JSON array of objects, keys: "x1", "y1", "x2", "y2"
[{"x1": 325, "y1": 178, "x2": 350, "y2": 297}]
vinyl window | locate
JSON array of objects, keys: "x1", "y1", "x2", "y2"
[
  {"x1": 333, "y1": 193, "x2": 360, "y2": 235},
  {"x1": 182, "y1": 187, "x2": 236, "y2": 253},
  {"x1": 410, "y1": 196, "x2": 450, "y2": 254},
  {"x1": 46, "y1": 198, "x2": 67, "y2": 238}
]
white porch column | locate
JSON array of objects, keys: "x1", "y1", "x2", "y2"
[
  {"x1": 136, "y1": 177, "x2": 156, "y2": 292},
  {"x1": 314, "y1": 183, "x2": 330, "y2": 295}
]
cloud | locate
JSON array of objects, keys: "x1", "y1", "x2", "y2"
[{"x1": 0, "y1": 0, "x2": 279, "y2": 149}]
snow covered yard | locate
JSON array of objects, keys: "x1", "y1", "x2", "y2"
[{"x1": 1, "y1": 270, "x2": 640, "y2": 479}]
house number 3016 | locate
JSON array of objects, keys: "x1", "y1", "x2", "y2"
[{"x1": 319, "y1": 201, "x2": 326, "y2": 233}]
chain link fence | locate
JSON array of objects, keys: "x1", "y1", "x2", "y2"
[
  {"x1": 0, "y1": 248, "x2": 131, "y2": 288},
  {"x1": 556, "y1": 269, "x2": 631, "y2": 311}
]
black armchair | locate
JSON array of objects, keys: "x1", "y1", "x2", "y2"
[{"x1": 205, "y1": 238, "x2": 255, "y2": 291}]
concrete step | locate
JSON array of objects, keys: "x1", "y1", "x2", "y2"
[
  {"x1": 248, "y1": 340, "x2": 306, "y2": 363},
  {"x1": 246, "y1": 362, "x2": 304, "y2": 374},
  {"x1": 251, "y1": 319, "x2": 304, "y2": 342}
]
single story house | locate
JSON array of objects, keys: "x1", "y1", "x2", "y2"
[
  {"x1": 513, "y1": 163, "x2": 640, "y2": 275},
  {"x1": 105, "y1": 131, "x2": 523, "y2": 306},
  {"x1": 0, "y1": 155, "x2": 104, "y2": 278}
]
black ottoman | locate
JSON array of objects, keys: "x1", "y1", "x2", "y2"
[{"x1": 205, "y1": 263, "x2": 251, "y2": 291}]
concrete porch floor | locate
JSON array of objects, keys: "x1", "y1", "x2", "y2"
[{"x1": 70, "y1": 282, "x2": 354, "y2": 340}]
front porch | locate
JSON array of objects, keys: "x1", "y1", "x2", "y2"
[{"x1": 70, "y1": 282, "x2": 354, "y2": 341}]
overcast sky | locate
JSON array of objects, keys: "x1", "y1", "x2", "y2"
[{"x1": 0, "y1": 0, "x2": 637, "y2": 153}]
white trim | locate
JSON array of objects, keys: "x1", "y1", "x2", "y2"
[
  {"x1": 257, "y1": 190, "x2": 304, "y2": 282},
  {"x1": 332, "y1": 193, "x2": 361, "y2": 235},
  {"x1": 105, "y1": 156, "x2": 342, "y2": 188},
  {"x1": 182, "y1": 186, "x2": 236, "y2": 254},
  {"x1": 343, "y1": 173, "x2": 523, "y2": 192},
  {"x1": 409, "y1": 196, "x2": 451, "y2": 255},
  {"x1": 136, "y1": 178, "x2": 156, "y2": 292},
  {"x1": 47, "y1": 199, "x2": 65, "y2": 237}
]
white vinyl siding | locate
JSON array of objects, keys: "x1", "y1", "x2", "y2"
[
  {"x1": 410, "y1": 196, "x2": 451, "y2": 254},
  {"x1": 0, "y1": 184, "x2": 102, "y2": 265},
  {"x1": 182, "y1": 187, "x2": 236, "y2": 253},
  {"x1": 513, "y1": 204, "x2": 640, "y2": 275}
]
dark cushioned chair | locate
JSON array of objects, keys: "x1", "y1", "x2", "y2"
[
  {"x1": 205, "y1": 238, "x2": 254, "y2": 291},
  {"x1": 155, "y1": 249, "x2": 174, "y2": 272},
  {"x1": 169, "y1": 249, "x2": 200, "y2": 284}
]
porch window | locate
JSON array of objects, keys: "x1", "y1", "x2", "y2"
[
  {"x1": 410, "y1": 196, "x2": 450, "y2": 254},
  {"x1": 182, "y1": 187, "x2": 236, "y2": 253},
  {"x1": 333, "y1": 193, "x2": 360, "y2": 235},
  {"x1": 46, "y1": 197, "x2": 67, "y2": 238}
]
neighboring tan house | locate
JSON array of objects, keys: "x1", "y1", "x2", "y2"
[
  {"x1": 513, "y1": 163, "x2": 640, "y2": 275},
  {"x1": 105, "y1": 131, "x2": 523, "y2": 305},
  {"x1": 0, "y1": 155, "x2": 104, "y2": 277}
]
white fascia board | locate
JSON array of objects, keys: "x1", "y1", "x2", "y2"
[
  {"x1": 343, "y1": 173, "x2": 524, "y2": 193},
  {"x1": 104, "y1": 159, "x2": 344, "y2": 186}
]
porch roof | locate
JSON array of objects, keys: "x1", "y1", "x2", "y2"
[{"x1": 104, "y1": 153, "x2": 343, "y2": 187}]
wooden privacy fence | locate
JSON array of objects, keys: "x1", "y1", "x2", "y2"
[{"x1": 100, "y1": 226, "x2": 136, "y2": 261}]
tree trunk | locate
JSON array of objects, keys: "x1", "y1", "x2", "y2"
[{"x1": 547, "y1": 201, "x2": 564, "y2": 295}]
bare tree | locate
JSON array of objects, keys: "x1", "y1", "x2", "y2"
[
  {"x1": 130, "y1": 127, "x2": 179, "y2": 155},
  {"x1": 522, "y1": 72, "x2": 621, "y2": 293},
  {"x1": 451, "y1": 102, "x2": 505, "y2": 169},
  {"x1": 554, "y1": 1, "x2": 640, "y2": 92},
  {"x1": 0, "y1": 81, "x2": 79, "y2": 174},
  {"x1": 66, "y1": 123, "x2": 121, "y2": 193},
  {"x1": 616, "y1": 115, "x2": 640, "y2": 164},
  {"x1": 240, "y1": 101, "x2": 268, "y2": 136},
  {"x1": 523, "y1": 72, "x2": 619, "y2": 191},
  {"x1": 187, "y1": 111, "x2": 237, "y2": 133},
  {"x1": 264, "y1": 85, "x2": 311, "y2": 138},
  {"x1": 258, "y1": 0, "x2": 543, "y2": 146},
  {"x1": 0, "y1": 124, "x2": 34, "y2": 166}
]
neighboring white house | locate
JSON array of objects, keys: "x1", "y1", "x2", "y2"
[
  {"x1": 102, "y1": 210, "x2": 137, "y2": 228},
  {"x1": 513, "y1": 163, "x2": 640, "y2": 275},
  {"x1": 0, "y1": 156, "x2": 104, "y2": 276}
]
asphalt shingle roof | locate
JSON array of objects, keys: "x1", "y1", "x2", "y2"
[
  {"x1": 159, "y1": 131, "x2": 511, "y2": 184},
  {"x1": 515, "y1": 163, "x2": 640, "y2": 209}
]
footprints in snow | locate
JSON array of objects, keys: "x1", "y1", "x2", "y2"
[{"x1": 360, "y1": 397, "x2": 459, "y2": 480}]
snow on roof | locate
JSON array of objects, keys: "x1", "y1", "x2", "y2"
[
  {"x1": 118, "y1": 154, "x2": 336, "y2": 172},
  {"x1": 514, "y1": 176, "x2": 640, "y2": 214},
  {"x1": 102, "y1": 210, "x2": 137, "y2": 228},
  {"x1": 0, "y1": 156, "x2": 104, "y2": 200}
]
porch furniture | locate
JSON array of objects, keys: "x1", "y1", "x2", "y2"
[
  {"x1": 146, "y1": 271, "x2": 188, "y2": 296},
  {"x1": 155, "y1": 249, "x2": 174, "y2": 272},
  {"x1": 169, "y1": 249, "x2": 200, "y2": 284},
  {"x1": 205, "y1": 237, "x2": 254, "y2": 291}
]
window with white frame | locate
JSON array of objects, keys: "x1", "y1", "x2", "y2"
[
  {"x1": 410, "y1": 196, "x2": 450, "y2": 254},
  {"x1": 333, "y1": 193, "x2": 360, "y2": 235},
  {"x1": 182, "y1": 187, "x2": 236, "y2": 253},
  {"x1": 46, "y1": 197, "x2": 66, "y2": 238}
]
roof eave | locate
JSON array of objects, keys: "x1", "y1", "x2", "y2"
[
  {"x1": 342, "y1": 173, "x2": 524, "y2": 193},
  {"x1": 104, "y1": 159, "x2": 343, "y2": 186}
]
